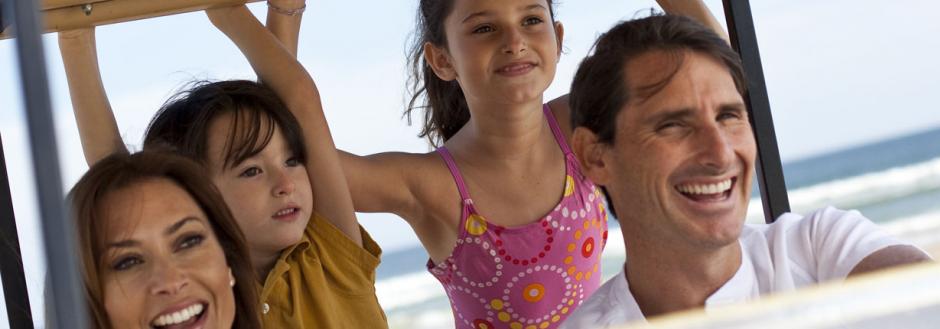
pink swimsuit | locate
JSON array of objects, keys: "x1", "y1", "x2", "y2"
[{"x1": 429, "y1": 105, "x2": 609, "y2": 329}]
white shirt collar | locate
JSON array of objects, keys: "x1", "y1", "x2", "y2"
[
  {"x1": 704, "y1": 242, "x2": 759, "y2": 308},
  {"x1": 618, "y1": 242, "x2": 758, "y2": 316}
]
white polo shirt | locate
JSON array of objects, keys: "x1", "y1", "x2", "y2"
[{"x1": 560, "y1": 207, "x2": 914, "y2": 329}]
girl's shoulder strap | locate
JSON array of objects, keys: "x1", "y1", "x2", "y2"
[
  {"x1": 435, "y1": 146, "x2": 473, "y2": 203},
  {"x1": 543, "y1": 103, "x2": 573, "y2": 156}
]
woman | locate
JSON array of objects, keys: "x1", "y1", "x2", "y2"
[{"x1": 69, "y1": 151, "x2": 261, "y2": 328}]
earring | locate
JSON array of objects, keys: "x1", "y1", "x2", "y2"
[{"x1": 229, "y1": 269, "x2": 236, "y2": 287}]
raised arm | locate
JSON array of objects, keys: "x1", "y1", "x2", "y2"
[
  {"x1": 265, "y1": 0, "x2": 420, "y2": 221},
  {"x1": 58, "y1": 28, "x2": 127, "y2": 166},
  {"x1": 340, "y1": 150, "x2": 423, "y2": 217},
  {"x1": 656, "y1": 0, "x2": 729, "y2": 42},
  {"x1": 265, "y1": 0, "x2": 305, "y2": 57},
  {"x1": 207, "y1": 5, "x2": 362, "y2": 245}
]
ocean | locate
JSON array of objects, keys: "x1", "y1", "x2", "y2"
[{"x1": 375, "y1": 126, "x2": 940, "y2": 329}]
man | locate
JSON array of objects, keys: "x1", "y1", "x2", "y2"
[{"x1": 561, "y1": 14, "x2": 931, "y2": 328}]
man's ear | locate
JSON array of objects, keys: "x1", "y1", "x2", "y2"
[
  {"x1": 572, "y1": 127, "x2": 611, "y2": 185},
  {"x1": 423, "y1": 42, "x2": 457, "y2": 81}
]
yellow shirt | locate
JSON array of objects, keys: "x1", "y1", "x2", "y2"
[{"x1": 258, "y1": 212, "x2": 387, "y2": 328}]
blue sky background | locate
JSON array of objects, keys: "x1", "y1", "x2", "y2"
[{"x1": 2, "y1": 0, "x2": 940, "y2": 327}]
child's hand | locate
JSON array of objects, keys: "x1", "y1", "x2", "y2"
[
  {"x1": 265, "y1": 0, "x2": 306, "y2": 57},
  {"x1": 205, "y1": 4, "x2": 248, "y2": 28},
  {"x1": 653, "y1": 0, "x2": 728, "y2": 43},
  {"x1": 655, "y1": 0, "x2": 693, "y2": 15},
  {"x1": 58, "y1": 27, "x2": 94, "y2": 44},
  {"x1": 58, "y1": 27, "x2": 96, "y2": 57},
  {"x1": 268, "y1": 0, "x2": 307, "y2": 13}
]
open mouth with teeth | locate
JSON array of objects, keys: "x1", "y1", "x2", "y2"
[
  {"x1": 495, "y1": 62, "x2": 536, "y2": 75},
  {"x1": 272, "y1": 207, "x2": 300, "y2": 221},
  {"x1": 675, "y1": 177, "x2": 736, "y2": 202},
  {"x1": 151, "y1": 302, "x2": 207, "y2": 329}
]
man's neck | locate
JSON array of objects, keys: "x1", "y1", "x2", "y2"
[{"x1": 622, "y1": 234, "x2": 742, "y2": 318}]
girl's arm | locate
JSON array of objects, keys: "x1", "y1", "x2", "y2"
[
  {"x1": 264, "y1": 0, "x2": 420, "y2": 222},
  {"x1": 265, "y1": 0, "x2": 305, "y2": 57},
  {"x1": 207, "y1": 5, "x2": 363, "y2": 245},
  {"x1": 656, "y1": 0, "x2": 729, "y2": 42},
  {"x1": 58, "y1": 28, "x2": 127, "y2": 166},
  {"x1": 339, "y1": 150, "x2": 424, "y2": 217}
]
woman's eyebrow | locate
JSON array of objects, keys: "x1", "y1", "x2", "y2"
[
  {"x1": 106, "y1": 239, "x2": 138, "y2": 250},
  {"x1": 164, "y1": 217, "x2": 202, "y2": 236},
  {"x1": 105, "y1": 217, "x2": 201, "y2": 249}
]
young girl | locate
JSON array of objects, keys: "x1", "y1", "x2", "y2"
[
  {"x1": 58, "y1": 2, "x2": 387, "y2": 328},
  {"x1": 69, "y1": 151, "x2": 261, "y2": 329},
  {"x1": 330, "y1": 1, "x2": 725, "y2": 328}
]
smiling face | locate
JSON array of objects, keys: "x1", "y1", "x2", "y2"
[
  {"x1": 205, "y1": 112, "x2": 313, "y2": 265},
  {"x1": 600, "y1": 50, "x2": 756, "y2": 250},
  {"x1": 427, "y1": 0, "x2": 563, "y2": 106},
  {"x1": 99, "y1": 178, "x2": 235, "y2": 329}
]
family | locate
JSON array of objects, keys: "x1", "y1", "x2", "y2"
[{"x1": 56, "y1": 1, "x2": 930, "y2": 328}]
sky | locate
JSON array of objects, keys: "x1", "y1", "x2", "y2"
[{"x1": 2, "y1": 0, "x2": 940, "y2": 327}]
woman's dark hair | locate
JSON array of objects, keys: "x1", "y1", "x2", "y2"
[
  {"x1": 569, "y1": 14, "x2": 747, "y2": 217},
  {"x1": 144, "y1": 80, "x2": 307, "y2": 170},
  {"x1": 69, "y1": 151, "x2": 261, "y2": 329},
  {"x1": 405, "y1": 0, "x2": 557, "y2": 146}
]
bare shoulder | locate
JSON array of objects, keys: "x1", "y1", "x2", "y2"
[
  {"x1": 342, "y1": 150, "x2": 460, "y2": 226},
  {"x1": 396, "y1": 151, "x2": 460, "y2": 220},
  {"x1": 548, "y1": 95, "x2": 573, "y2": 139}
]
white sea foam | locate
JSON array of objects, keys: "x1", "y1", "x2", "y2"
[
  {"x1": 375, "y1": 271, "x2": 444, "y2": 311},
  {"x1": 884, "y1": 210, "x2": 940, "y2": 252},
  {"x1": 387, "y1": 308, "x2": 456, "y2": 329},
  {"x1": 377, "y1": 271, "x2": 455, "y2": 329},
  {"x1": 748, "y1": 156, "x2": 940, "y2": 223}
]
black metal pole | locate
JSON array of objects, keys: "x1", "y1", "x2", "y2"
[
  {"x1": 722, "y1": 0, "x2": 791, "y2": 223},
  {"x1": 6, "y1": 0, "x2": 88, "y2": 327},
  {"x1": 0, "y1": 135, "x2": 34, "y2": 329},
  {"x1": 1, "y1": 2, "x2": 10, "y2": 34}
]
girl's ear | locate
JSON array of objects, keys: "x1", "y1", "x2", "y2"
[
  {"x1": 424, "y1": 42, "x2": 458, "y2": 81},
  {"x1": 571, "y1": 127, "x2": 611, "y2": 185},
  {"x1": 553, "y1": 21, "x2": 565, "y2": 59}
]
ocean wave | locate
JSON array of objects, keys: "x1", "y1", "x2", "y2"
[
  {"x1": 375, "y1": 271, "x2": 445, "y2": 311},
  {"x1": 883, "y1": 210, "x2": 940, "y2": 251},
  {"x1": 747, "y1": 156, "x2": 940, "y2": 223}
]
